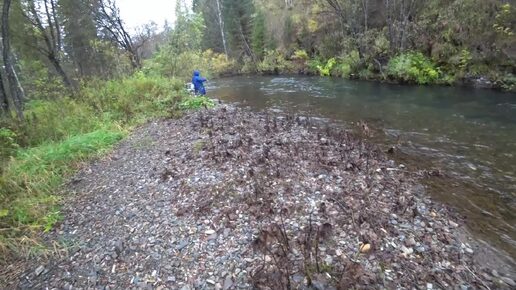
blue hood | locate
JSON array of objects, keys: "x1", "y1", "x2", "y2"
[{"x1": 193, "y1": 70, "x2": 200, "y2": 76}]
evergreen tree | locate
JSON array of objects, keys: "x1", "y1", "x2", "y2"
[
  {"x1": 222, "y1": 0, "x2": 255, "y2": 59},
  {"x1": 60, "y1": 0, "x2": 99, "y2": 77},
  {"x1": 252, "y1": 10, "x2": 266, "y2": 60}
]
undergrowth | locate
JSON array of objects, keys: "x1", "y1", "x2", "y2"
[{"x1": 0, "y1": 73, "x2": 186, "y2": 261}]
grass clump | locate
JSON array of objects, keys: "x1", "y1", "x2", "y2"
[
  {"x1": 179, "y1": 96, "x2": 215, "y2": 110},
  {"x1": 0, "y1": 129, "x2": 124, "y2": 257}
]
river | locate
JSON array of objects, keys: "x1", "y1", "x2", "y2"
[{"x1": 207, "y1": 75, "x2": 516, "y2": 267}]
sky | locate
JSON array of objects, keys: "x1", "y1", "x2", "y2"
[{"x1": 118, "y1": 0, "x2": 178, "y2": 31}]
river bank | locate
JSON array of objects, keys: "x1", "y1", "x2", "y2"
[
  {"x1": 4, "y1": 104, "x2": 513, "y2": 289},
  {"x1": 208, "y1": 75, "x2": 516, "y2": 266}
]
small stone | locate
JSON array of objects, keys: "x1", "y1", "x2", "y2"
[
  {"x1": 491, "y1": 270, "x2": 500, "y2": 277},
  {"x1": 416, "y1": 246, "x2": 426, "y2": 253},
  {"x1": 465, "y1": 248, "x2": 474, "y2": 254},
  {"x1": 205, "y1": 229, "x2": 216, "y2": 235},
  {"x1": 324, "y1": 255, "x2": 333, "y2": 264},
  {"x1": 460, "y1": 284, "x2": 469, "y2": 290},
  {"x1": 34, "y1": 265, "x2": 45, "y2": 276},
  {"x1": 223, "y1": 276, "x2": 233, "y2": 290},
  {"x1": 426, "y1": 283, "x2": 433, "y2": 290},
  {"x1": 501, "y1": 277, "x2": 516, "y2": 287},
  {"x1": 180, "y1": 286, "x2": 191, "y2": 290},
  {"x1": 208, "y1": 234, "x2": 218, "y2": 240},
  {"x1": 405, "y1": 237, "x2": 416, "y2": 247},
  {"x1": 359, "y1": 243, "x2": 371, "y2": 253},
  {"x1": 167, "y1": 276, "x2": 176, "y2": 282},
  {"x1": 401, "y1": 246, "x2": 413, "y2": 256},
  {"x1": 292, "y1": 274, "x2": 304, "y2": 283},
  {"x1": 449, "y1": 221, "x2": 459, "y2": 228},
  {"x1": 207, "y1": 279, "x2": 216, "y2": 285},
  {"x1": 335, "y1": 249, "x2": 342, "y2": 256},
  {"x1": 176, "y1": 240, "x2": 189, "y2": 250},
  {"x1": 114, "y1": 240, "x2": 124, "y2": 254}
]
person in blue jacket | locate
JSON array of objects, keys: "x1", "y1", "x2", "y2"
[{"x1": 191, "y1": 70, "x2": 207, "y2": 95}]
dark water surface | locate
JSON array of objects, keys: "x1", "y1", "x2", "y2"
[{"x1": 208, "y1": 76, "x2": 516, "y2": 266}]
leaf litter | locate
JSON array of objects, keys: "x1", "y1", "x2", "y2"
[{"x1": 13, "y1": 104, "x2": 515, "y2": 289}]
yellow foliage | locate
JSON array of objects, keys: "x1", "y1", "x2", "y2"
[{"x1": 308, "y1": 19, "x2": 318, "y2": 33}]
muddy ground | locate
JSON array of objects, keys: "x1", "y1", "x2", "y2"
[{"x1": 6, "y1": 104, "x2": 515, "y2": 289}]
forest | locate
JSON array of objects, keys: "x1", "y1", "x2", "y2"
[{"x1": 0, "y1": 0, "x2": 515, "y2": 267}]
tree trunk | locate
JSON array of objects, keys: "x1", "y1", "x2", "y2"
[
  {"x1": 0, "y1": 68, "x2": 9, "y2": 116},
  {"x1": 362, "y1": 0, "x2": 369, "y2": 32},
  {"x1": 2, "y1": 0, "x2": 24, "y2": 121},
  {"x1": 49, "y1": 52, "x2": 73, "y2": 87},
  {"x1": 215, "y1": 0, "x2": 228, "y2": 57}
]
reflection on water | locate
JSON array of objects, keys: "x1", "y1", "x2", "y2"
[{"x1": 208, "y1": 76, "x2": 516, "y2": 265}]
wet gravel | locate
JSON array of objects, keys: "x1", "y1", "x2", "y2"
[{"x1": 12, "y1": 105, "x2": 515, "y2": 289}]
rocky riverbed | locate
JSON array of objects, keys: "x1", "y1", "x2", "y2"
[{"x1": 7, "y1": 104, "x2": 515, "y2": 289}]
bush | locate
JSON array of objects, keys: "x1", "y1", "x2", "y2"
[
  {"x1": 316, "y1": 58, "x2": 337, "y2": 76},
  {"x1": 387, "y1": 52, "x2": 441, "y2": 84},
  {"x1": 335, "y1": 50, "x2": 361, "y2": 78},
  {"x1": 292, "y1": 49, "x2": 309, "y2": 61},
  {"x1": 257, "y1": 50, "x2": 293, "y2": 74},
  {"x1": 498, "y1": 73, "x2": 516, "y2": 92}
]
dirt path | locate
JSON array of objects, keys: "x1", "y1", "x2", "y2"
[{"x1": 10, "y1": 105, "x2": 515, "y2": 289}]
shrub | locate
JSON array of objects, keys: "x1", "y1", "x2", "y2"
[
  {"x1": 335, "y1": 50, "x2": 361, "y2": 78},
  {"x1": 498, "y1": 73, "x2": 516, "y2": 92},
  {"x1": 317, "y1": 58, "x2": 337, "y2": 76},
  {"x1": 292, "y1": 49, "x2": 309, "y2": 61},
  {"x1": 257, "y1": 50, "x2": 293, "y2": 74},
  {"x1": 307, "y1": 58, "x2": 324, "y2": 75},
  {"x1": 241, "y1": 56, "x2": 258, "y2": 74},
  {"x1": 387, "y1": 52, "x2": 441, "y2": 84}
]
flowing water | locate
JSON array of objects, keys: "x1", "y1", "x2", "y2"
[{"x1": 208, "y1": 76, "x2": 516, "y2": 267}]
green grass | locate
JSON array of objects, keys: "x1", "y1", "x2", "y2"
[
  {"x1": 0, "y1": 129, "x2": 124, "y2": 240},
  {"x1": 0, "y1": 73, "x2": 187, "y2": 260}
]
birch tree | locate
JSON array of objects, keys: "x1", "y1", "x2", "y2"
[{"x1": 2, "y1": 0, "x2": 25, "y2": 121}]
